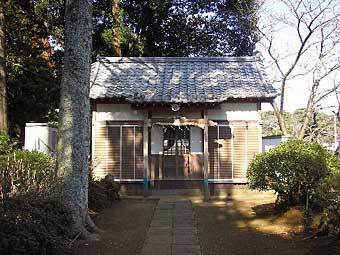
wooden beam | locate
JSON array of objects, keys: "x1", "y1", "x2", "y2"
[
  {"x1": 203, "y1": 109, "x2": 210, "y2": 201},
  {"x1": 143, "y1": 110, "x2": 149, "y2": 196},
  {"x1": 150, "y1": 118, "x2": 217, "y2": 128}
]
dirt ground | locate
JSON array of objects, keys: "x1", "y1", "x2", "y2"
[
  {"x1": 65, "y1": 199, "x2": 157, "y2": 255},
  {"x1": 65, "y1": 192, "x2": 339, "y2": 255},
  {"x1": 193, "y1": 190, "x2": 340, "y2": 255}
]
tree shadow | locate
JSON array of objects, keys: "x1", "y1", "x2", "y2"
[{"x1": 192, "y1": 191, "x2": 339, "y2": 255}]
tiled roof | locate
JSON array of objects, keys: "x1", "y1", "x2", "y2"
[{"x1": 90, "y1": 57, "x2": 277, "y2": 103}]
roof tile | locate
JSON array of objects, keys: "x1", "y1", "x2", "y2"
[{"x1": 90, "y1": 57, "x2": 277, "y2": 103}]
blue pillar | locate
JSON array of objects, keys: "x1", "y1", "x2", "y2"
[
  {"x1": 143, "y1": 111, "x2": 149, "y2": 197},
  {"x1": 143, "y1": 177, "x2": 148, "y2": 196},
  {"x1": 203, "y1": 110, "x2": 210, "y2": 201}
]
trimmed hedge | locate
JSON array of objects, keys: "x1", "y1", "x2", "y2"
[
  {"x1": 247, "y1": 139, "x2": 330, "y2": 207},
  {"x1": 247, "y1": 139, "x2": 340, "y2": 234}
]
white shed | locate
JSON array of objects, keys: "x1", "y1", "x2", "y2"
[{"x1": 24, "y1": 123, "x2": 58, "y2": 155}]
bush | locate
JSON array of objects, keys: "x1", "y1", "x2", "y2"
[
  {"x1": 0, "y1": 150, "x2": 57, "y2": 199},
  {"x1": 0, "y1": 134, "x2": 16, "y2": 155},
  {"x1": 314, "y1": 155, "x2": 340, "y2": 235},
  {"x1": 103, "y1": 175, "x2": 121, "y2": 200},
  {"x1": 247, "y1": 139, "x2": 330, "y2": 208},
  {"x1": 88, "y1": 165, "x2": 121, "y2": 211},
  {"x1": 88, "y1": 176, "x2": 121, "y2": 211},
  {"x1": 0, "y1": 195, "x2": 72, "y2": 255}
]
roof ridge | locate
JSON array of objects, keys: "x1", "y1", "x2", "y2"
[{"x1": 95, "y1": 56, "x2": 257, "y2": 64}]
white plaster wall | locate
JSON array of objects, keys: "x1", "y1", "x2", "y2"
[
  {"x1": 190, "y1": 127, "x2": 203, "y2": 154},
  {"x1": 96, "y1": 104, "x2": 144, "y2": 121},
  {"x1": 151, "y1": 110, "x2": 201, "y2": 118},
  {"x1": 151, "y1": 126, "x2": 163, "y2": 154},
  {"x1": 262, "y1": 136, "x2": 290, "y2": 152},
  {"x1": 262, "y1": 137, "x2": 281, "y2": 152},
  {"x1": 207, "y1": 103, "x2": 258, "y2": 121}
]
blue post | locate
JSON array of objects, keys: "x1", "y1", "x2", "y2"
[
  {"x1": 204, "y1": 177, "x2": 209, "y2": 201},
  {"x1": 143, "y1": 177, "x2": 148, "y2": 197}
]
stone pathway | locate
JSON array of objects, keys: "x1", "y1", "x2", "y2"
[{"x1": 141, "y1": 200, "x2": 201, "y2": 255}]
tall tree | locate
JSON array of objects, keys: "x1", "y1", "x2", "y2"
[
  {"x1": 4, "y1": 1, "x2": 61, "y2": 140},
  {"x1": 92, "y1": 0, "x2": 259, "y2": 58},
  {"x1": 0, "y1": 1, "x2": 7, "y2": 134},
  {"x1": 57, "y1": 0, "x2": 94, "y2": 235},
  {"x1": 257, "y1": 0, "x2": 340, "y2": 138},
  {"x1": 112, "y1": 0, "x2": 122, "y2": 56}
]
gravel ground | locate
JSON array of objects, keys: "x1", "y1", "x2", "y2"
[
  {"x1": 64, "y1": 193, "x2": 339, "y2": 255},
  {"x1": 65, "y1": 199, "x2": 157, "y2": 255},
  {"x1": 194, "y1": 192, "x2": 339, "y2": 255}
]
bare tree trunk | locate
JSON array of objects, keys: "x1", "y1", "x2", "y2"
[
  {"x1": 271, "y1": 100, "x2": 288, "y2": 135},
  {"x1": 279, "y1": 77, "x2": 287, "y2": 114},
  {"x1": 298, "y1": 82, "x2": 319, "y2": 140},
  {"x1": 0, "y1": 2, "x2": 7, "y2": 134},
  {"x1": 112, "y1": 0, "x2": 121, "y2": 57},
  {"x1": 57, "y1": 0, "x2": 93, "y2": 236}
]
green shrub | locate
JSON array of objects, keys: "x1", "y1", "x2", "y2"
[
  {"x1": 0, "y1": 150, "x2": 57, "y2": 199},
  {"x1": 247, "y1": 139, "x2": 329, "y2": 208},
  {"x1": 88, "y1": 180, "x2": 112, "y2": 210},
  {"x1": 88, "y1": 173, "x2": 121, "y2": 211},
  {"x1": 0, "y1": 195, "x2": 72, "y2": 255},
  {"x1": 314, "y1": 155, "x2": 340, "y2": 235},
  {"x1": 0, "y1": 134, "x2": 16, "y2": 155},
  {"x1": 103, "y1": 175, "x2": 121, "y2": 200}
]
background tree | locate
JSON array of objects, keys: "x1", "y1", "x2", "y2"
[
  {"x1": 4, "y1": 1, "x2": 63, "y2": 141},
  {"x1": 111, "y1": 0, "x2": 122, "y2": 56},
  {"x1": 0, "y1": 1, "x2": 7, "y2": 134},
  {"x1": 334, "y1": 83, "x2": 340, "y2": 153},
  {"x1": 92, "y1": 0, "x2": 259, "y2": 58},
  {"x1": 57, "y1": 0, "x2": 94, "y2": 235},
  {"x1": 257, "y1": 0, "x2": 340, "y2": 138},
  {"x1": 262, "y1": 110, "x2": 339, "y2": 146},
  {"x1": 3, "y1": 0, "x2": 260, "y2": 141}
]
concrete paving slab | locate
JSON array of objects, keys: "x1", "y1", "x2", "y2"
[
  {"x1": 174, "y1": 216, "x2": 195, "y2": 221},
  {"x1": 154, "y1": 211, "x2": 173, "y2": 215},
  {"x1": 141, "y1": 199, "x2": 201, "y2": 255},
  {"x1": 154, "y1": 214, "x2": 172, "y2": 217},
  {"x1": 173, "y1": 234, "x2": 199, "y2": 245},
  {"x1": 175, "y1": 218, "x2": 195, "y2": 222},
  {"x1": 141, "y1": 243, "x2": 171, "y2": 255},
  {"x1": 151, "y1": 221, "x2": 172, "y2": 227},
  {"x1": 174, "y1": 222, "x2": 195, "y2": 228},
  {"x1": 173, "y1": 227, "x2": 198, "y2": 235},
  {"x1": 174, "y1": 212, "x2": 193, "y2": 217},
  {"x1": 153, "y1": 215, "x2": 172, "y2": 219},
  {"x1": 171, "y1": 244, "x2": 201, "y2": 255},
  {"x1": 174, "y1": 206, "x2": 191, "y2": 209},
  {"x1": 148, "y1": 227, "x2": 172, "y2": 235},
  {"x1": 155, "y1": 206, "x2": 173, "y2": 209},
  {"x1": 146, "y1": 233, "x2": 172, "y2": 244}
]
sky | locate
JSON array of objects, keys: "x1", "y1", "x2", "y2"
[{"x1": 257, "y1": 0, "x2": 340, "y2": 114}]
